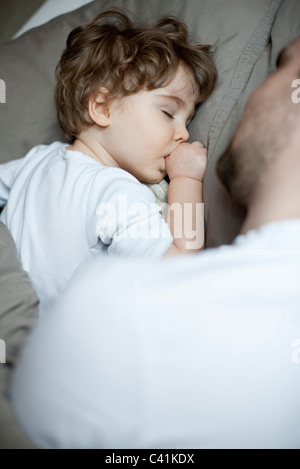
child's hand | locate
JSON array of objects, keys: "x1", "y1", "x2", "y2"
[{"x1": 166, "y1": 142, "x2": 207, "y2": 182}]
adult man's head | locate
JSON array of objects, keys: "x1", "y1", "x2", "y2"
[{"x1": 217, "y1": 36, "x2": 300, "y2": 212}]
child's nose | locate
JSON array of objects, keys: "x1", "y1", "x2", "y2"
[{"x1": 174, "y1": 123, "x2": 189, "y2": 142}]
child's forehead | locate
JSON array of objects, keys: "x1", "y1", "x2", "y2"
[
  {"x1": 160, "y1": 75, "x2": 198, "y2": 106},
  {"x1": 163, "y1": 66, "x2": 198, "y2": 99}
]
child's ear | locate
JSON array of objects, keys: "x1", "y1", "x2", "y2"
[{"x1": 88, "y1": 87, "x2": 111, "y2": 127}]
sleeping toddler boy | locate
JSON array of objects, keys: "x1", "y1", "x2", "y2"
[{"x1": 0, "y1": 9, "x2": 217, "y2": 312}]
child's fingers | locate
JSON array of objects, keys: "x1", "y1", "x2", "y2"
[
  {"x1": 190, "y1": 141, "x2": 205, "y2": 149},
  {"x1": 166, "y1": 141, "x2": 208, "y2": 181}
]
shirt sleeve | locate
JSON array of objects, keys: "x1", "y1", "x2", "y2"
[
  {"x1": 0, "y1": 159, "x2": 24, "y2": 207},
  {"x1": 94, "y1": 171, "x2": 173, "y2": 259}
]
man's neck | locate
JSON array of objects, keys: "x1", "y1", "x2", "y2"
[{"x1": 240, "y1": 186, "x2": 300, "y2": 235}]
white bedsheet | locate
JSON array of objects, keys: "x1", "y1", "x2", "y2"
[{"x1": 14, "y1": 0, "x2": 94, "y2": 38}]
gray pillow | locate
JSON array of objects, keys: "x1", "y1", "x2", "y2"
[
  {"x1": 0, "y1": 222, "x2": 39, "y2": 366},
  {"x1": 0, "y1": 222, "x2": 38, "y2": 448},
  {"x1": 202, "y1": 0, "x2": 300, "y2": 246},
  {"x1": 0, "y1": 367, "x2": 36, "y2": 448},
  {"x1": 0, "y1": 0, "x2": 292, "y2": 247}
]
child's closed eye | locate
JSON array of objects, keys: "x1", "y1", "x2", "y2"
[{"x1": 162, "y1": 110, "x2": 175, "y2": 119}]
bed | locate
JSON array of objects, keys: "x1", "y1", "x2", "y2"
[{"x1": 0, "y1": 0, "x2": 299, "y2": 448}]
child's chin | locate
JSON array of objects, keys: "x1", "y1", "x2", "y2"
[
  {"x1": 151, "y1": 172, "x2": 167, "y2": 185},
  {"x1": 140, "y1": 169, "x2": 166, "y2": 185},
  {"x1": 148, "y1": 177, "x2": 165, "y2": 185}
]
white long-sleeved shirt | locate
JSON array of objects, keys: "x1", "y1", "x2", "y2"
[{"x1": 0, "y1": 142, "x2": 172, "y2": 312}]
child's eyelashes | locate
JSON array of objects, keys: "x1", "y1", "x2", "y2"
[{"x1": 162, "y1": 110, "x2": 175, "y2": 119}]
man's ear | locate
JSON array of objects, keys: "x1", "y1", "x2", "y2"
[{"x1": 88, "y1": 87, "x2": 111, "y2": 127}]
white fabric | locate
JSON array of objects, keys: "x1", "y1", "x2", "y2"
[
  {"x1": 14, "y1": 0, "x2": 94, "y2": 38},
  {"x1": 9, "y1": 219, "x2": 300, "y2": 449},
  {"x1": 0, "y1": 142, "x2": 172, "y2": 312}
]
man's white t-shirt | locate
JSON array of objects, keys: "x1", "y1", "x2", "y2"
[
  {"x1": 9, "y1": 219, "x2": 300, "y2": 449},
  {"x1": 0, "y1": 142, "x2": 172, "y2": 311}
]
